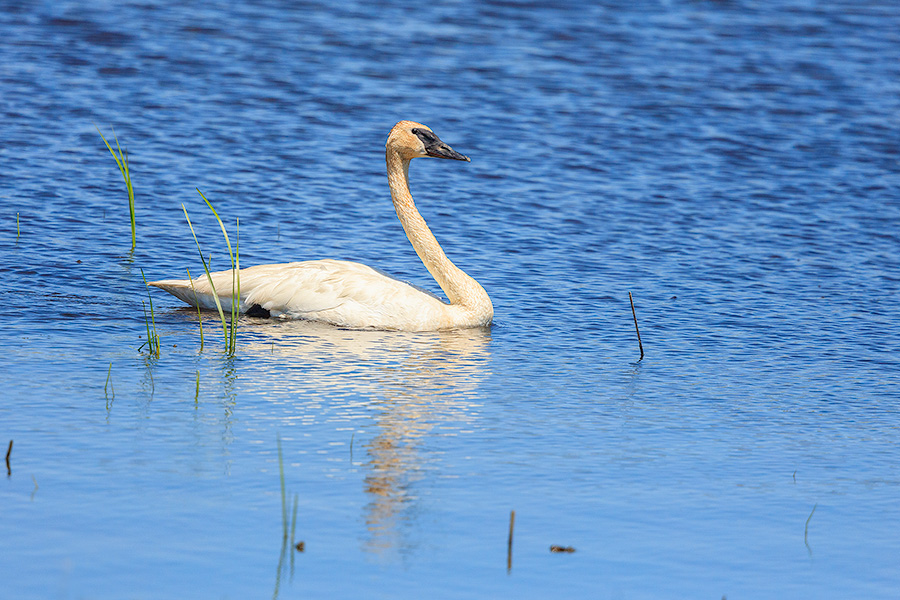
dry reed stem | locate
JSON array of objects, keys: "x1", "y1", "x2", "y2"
[{"x1": 629, "y1": 291, "x2": 644, "y2": 361}]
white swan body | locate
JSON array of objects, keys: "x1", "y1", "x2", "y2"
[{"x1": 149, "y1": 121, "x2": 493, "y2": 331}]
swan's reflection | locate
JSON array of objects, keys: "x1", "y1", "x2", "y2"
[{"x1": 233, "y1": 318, "x2": 492, "y2": 556}]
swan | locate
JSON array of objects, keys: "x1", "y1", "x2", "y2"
[{"x1": 149, "y1": 121, "x2": 493, "y2": 331}]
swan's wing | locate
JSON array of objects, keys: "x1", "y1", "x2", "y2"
[
  {"x1": 149, "y1": 259, "x2": 448, "y2": 327},
  {"x1": 240, "y1": 260, "x2": 396, "y2": 314}
]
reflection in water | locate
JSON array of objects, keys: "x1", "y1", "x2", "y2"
[
  {"x1": 233, "y1": 318, "x2": 492, "y2": 557},
  {"x1": 805, "y1": 503, "x2": 817, "y2": 557},
  {"x1": 219, "y1": 358, "x2": 238, "y2": 450}
]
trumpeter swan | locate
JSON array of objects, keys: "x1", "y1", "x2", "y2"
[{"x1": 149, "y1": 121, "x2": 493, "y2": 331}]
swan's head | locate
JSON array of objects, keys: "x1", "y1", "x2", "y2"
[{"x1": 387, "y1": 121, "x2": 470, "y2": 162}]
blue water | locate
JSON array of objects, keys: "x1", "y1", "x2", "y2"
[{"x1": 2, "y1": 1, "x2": 899, "y2": 598}]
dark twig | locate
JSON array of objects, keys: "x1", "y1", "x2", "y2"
[
  {"x1": 5, "y1": 440, "x2": 11, "y2": 476},
  {"x1": 507, "y1": 510, "x2": 515, "y2": 572},
  {"x1": 629, "y1": 292, "x2": 644, "y2": 361}
]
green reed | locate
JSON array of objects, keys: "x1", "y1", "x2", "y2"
[
  {"x1": 183, "y1": 189, "x2": 240, "y2": 355},
  {"x1": 96, "y1": 126, "x2": 136, "y2": 251},
  {"x1": 290, "y1": 495, "x2": 299, "y2": 547},
  {"x1": 104, "y1": 362, "x2": 115, "y2": 403},
  {"x1": 274, "y1": 434, "x2": 301, "y2": 600},
  {"x1": 186, "y1": 268, "x2": 204, "y2": 351},
  {"x1": 140, "y1": 268, "x2": 160, "y2": 358}
]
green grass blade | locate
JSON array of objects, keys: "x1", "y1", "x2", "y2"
[
  {"x1": 231, "y1": 217, "x2": 240, "y2": 353},
  {"x1": 104, "y1": 362, "x2": 114, "y2": 398},
  {"x1": 183, "y1": 204, "x2": 230, "y2": 349},
  {"x1": 186, "y1": 268, "x2": 204, "y2": 352},
  {"x1": 196, "y1": 189, "x2": 235, "y2": 264},
  {"x1": 96, "y1": 126, "x2": 127, "y2": 178},
  {"x1": 140, "y1": 268, "x2": 160, "y2": 358},
  {"x1": 96, "y1": 125, "x2": 136, "y2": 250},
  {"x1": 114, "y1": 134, "x2": 135, "y2": 247},
  {"x1": 196, "y1": 189, "x2": 239, "y2": 355},
  {"x1": 141, "y1": 301, "x2": 153, "y2": 354}
]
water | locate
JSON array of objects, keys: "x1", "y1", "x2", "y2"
[{"x1": 2, "y1": 0, "x2": 899, "y2": 597}]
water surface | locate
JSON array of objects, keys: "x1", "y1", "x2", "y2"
[{"x1": 1, "y1": 1, "x2": 899, "y2": 598}]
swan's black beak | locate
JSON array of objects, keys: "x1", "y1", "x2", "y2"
[
  {"x1": 413, "y1": 128, "x2": 471, "y2": 162},
  {"x1": 427, "y1": 142, "x2": 470, "y2": 162}
]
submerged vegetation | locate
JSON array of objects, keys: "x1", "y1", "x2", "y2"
[
  {"x1": 96, "y1": 127, "x2": 240, "y2": 356},
  {"x1": 97, "y1": 126, "x2": 136, "y2": 251}
]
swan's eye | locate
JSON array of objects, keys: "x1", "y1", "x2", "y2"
[{"x1": 412, "y1": 128, "x2": 437, "y2": 145}]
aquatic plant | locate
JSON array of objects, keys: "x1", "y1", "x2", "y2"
[
  {"x1": 290, "y1": 495, "x2": 299, "y2": 548},
  {"x1": 183, "y1": 189, "x2": 240, "y2": 355},
  {"x1": 140, "y1": 268, "x2": 160, "y2": 358},
  {"x1": 277, "y1": 435, "x2": 301, "y2": 541},
  {"x1": 96, "y1": 126, "x2": 136, "y2": 251},
  {"x1": 274, "y1": 434, "x2": 301, "y2": 599},
  {"x1": 104, "y1": 362, "x2": 116, "y2": 411},
  {"x1": 186, "y1": 268, "x2": 204, "y2": 351},
  {"x1": 104, "y1": 362, "x2": 115, "y2": 397},
  {"x1": 805, "y1": 503, "x2": 818, "y2": 556}
]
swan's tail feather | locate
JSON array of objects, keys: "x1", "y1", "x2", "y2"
[
  {"x1": 149, "y1": 269, "x2": 242, "y2": 311},
  {"x1": 148, "y1": 280, "x2": 203, "y2": 308}
]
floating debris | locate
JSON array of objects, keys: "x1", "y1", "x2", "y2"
[{"x1": 550, "y1": 545, "x2": 575, "y2": 553}]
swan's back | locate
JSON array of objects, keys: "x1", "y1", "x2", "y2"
[{"x1": 149, "y1": 259, "x2": 480, "y2": 331}]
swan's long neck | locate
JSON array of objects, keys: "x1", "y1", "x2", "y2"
[{"x1": 386, "y1": 149, "x2": 491, "y2": 315}]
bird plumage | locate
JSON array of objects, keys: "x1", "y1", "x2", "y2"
[{"x1": 149, "y1": 121, "x2": 493, "y2": 331}]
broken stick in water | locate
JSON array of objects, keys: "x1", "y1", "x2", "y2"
[{"x1": 629, "y1": 291, "x2": 644, "y2": 361}]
